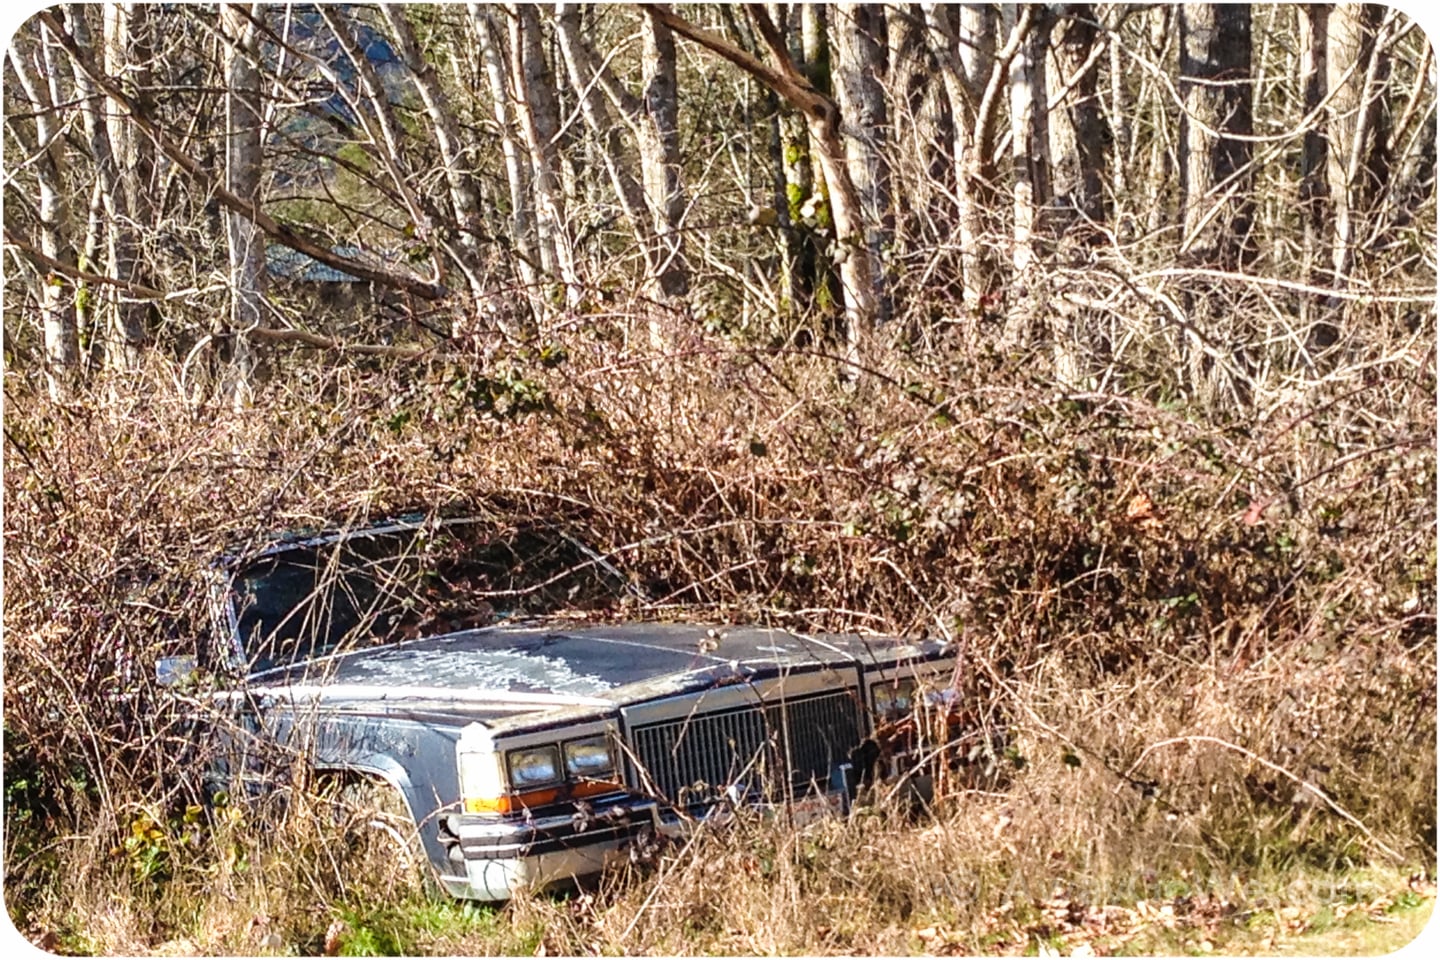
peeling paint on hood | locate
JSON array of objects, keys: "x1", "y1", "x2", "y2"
[
  {"x1": 331, "y1": 644, "x2": 614, "y2": 697},
  {"x1": 242, "y1": 621, "x2": 949, "y2": 722}
]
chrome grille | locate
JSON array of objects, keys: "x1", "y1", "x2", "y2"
[{"x1": 628, "y1": 689, "x2": 862, "y2": 807}]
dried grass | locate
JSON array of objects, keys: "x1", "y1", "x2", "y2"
[{"x1": 3, "y1": 301, "x2": 1434, "y2": 953}]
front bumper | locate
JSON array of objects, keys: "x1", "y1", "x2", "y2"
[
  {"x1": 438, "y1": 783, "x2": 854, "y2": 901},
  {"x1": 439, "y1": 798, "x2": 671, "y2": 901}
]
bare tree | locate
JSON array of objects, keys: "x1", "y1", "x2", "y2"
[
  {"x1": 833, "y1": 3, "x2": 892, "y2": 324},
  {"x1": 379, "y1": 7, "x2": 488, "y2": 302},
  {"x1": 554, "y1": 3, "x2": 688, "y2": 323},
  {"x1": 553, "y1": 6, "x2": 654, "y2": 272},
  {"x1": 639, "y1": 13, "x2": 689, "y2": 300},
  {"x1": 68, "y1": 4, "x2": 146, "y2": 371},
  {"x1": 1044, "y1": 4, "x2": 1107, "y2": 386},
  {"x1": 642, "y1": 2, "x2": 881, "y2": 370},
  {"x1": 885, "y1": 3, "x2": 951, "y2": 239},
  {"x1": 1178, "y1": 3, "x2": 1254, "y2": 270},
  {"x1": 1177, "y1": 3, "x2": 1255, "y2": 406},
  {"x1": 7, "y1": 22, "x2": 79, "y2": 398},
  {"x1": 3, "y1": 1, "x2": 1432, "y2": 404},
  {"x1": 1325, "y1": 4, "x2": 1396, "y2": 291},
  {"x1": 924, "y1": 2, "x2": 1012, "y2": 314},
  {"x1": 220, "y1": 3, "x2": 265, "y2": 406},
  {"x1": 34, "y1": 9, "x2": 449, "y2": 301},
  {"x1": 99, "y1": 1, "x2": 157, "y2": 366},
  {"x1": 506, "y1": 3, "x2": 579, "y2": 304},
  {"x1": 471, "y1": 5, "x2": 540, "y2": 307},
  {"x1": 1001, "y1": 4, "x2": 1051, "y2": 352}
]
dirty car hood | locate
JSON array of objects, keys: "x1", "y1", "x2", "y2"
[{"x1": 243, "y1": 621, "x2": 919, "y2": 711}]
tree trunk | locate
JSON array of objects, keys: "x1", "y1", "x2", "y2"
[
  {"x1": 1326, "y1": 4, "x2": 1391, "y2": 289},
  {"x1": 1105, "y1": 5, "x2": 1129, "y2": 208},
  {"x1": 886, "y1": 3, "x2": 950, "y2": 219},
  {"x1": 641, "y1": 15, "x2": 689, "y2": 300},
  {"x1": 1299, "y1": 4, "x2": 1332, "y2": 350},
  {"x1": 1048, "y1": 5, "x2": 1106, "y2": 225},
  {"x1": 1045, "y1": 4, "x2": 1106, "y2": 386},
  {"x1": 800, "y1": 4, "x2": 846, "y2": 321},
  {"x1": 221, "y1": 3, "x2": 265, "y2": 408},
  {"x1": 102, "y1": 4, "x2": 154, "y2": 228},
  {"x1": 70, "y1": 4, "x2": 146, "y2": 371},
  {"x1": 1002, "y1": 4, "x2": 1050, "y2": 351},
  {"x1": 472, "y1": 6, "x2": 541, "y2": 306},
  {"x1": 7, "y1": 29, "x2": 79, "y2": 399},
  {"x1": 924, "y1": 2, "x2": 1002, "y2": 314},
  {"x1": 833, "y1": 3, "x2": 892, "y2": 325},
  {"x1": 769, "y1": 2, "x2": 817, "y2": 315},
  {"x1": 507, "y1": 3, "x2": 577, "y2": 303},
  {"x1": 1177, "y1": 3, "x2": 1255, "y2": 406},
  {"x1": 1178, "y1": 3, "x2": 1255, "y2": 270}
]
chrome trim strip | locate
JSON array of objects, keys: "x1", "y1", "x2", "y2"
[
  {"x1": 225, "y1": 683, "x2": 615, "y2": 709},
  {"x1": 618, "y1": 664, "x2": 852, "y2": 727}
]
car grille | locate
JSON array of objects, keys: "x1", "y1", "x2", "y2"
[{"x1": 627, "y1": 689, "x2": 863, "y2": 807}]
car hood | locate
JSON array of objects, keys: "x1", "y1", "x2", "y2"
[{"x1": 242, "y1": 621, "x2": 939, "y2": 718}]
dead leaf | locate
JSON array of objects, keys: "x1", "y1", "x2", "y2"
[{"x1": 1124, "y1": 493, "x2": 1164, "y2": 531}]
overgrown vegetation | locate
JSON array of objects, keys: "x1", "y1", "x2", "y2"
[
  {"x1": 4, "y1": 306, "x2": 1433, "y2": 952},
  {"x1": 3, "y1": 1, "x2": 1436, "y2": 954}
]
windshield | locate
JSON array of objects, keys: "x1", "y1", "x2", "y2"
[{"x1": 226, "y1": 522, "x2": 622, "y2": 673}]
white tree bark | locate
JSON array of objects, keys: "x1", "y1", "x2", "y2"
[
  {"x1": 70, "y1": 4, "x2": 146, "y2": 371},
  {"x1": 380, "y1": 7, "x2": 483, "y2": 258},
  {"x1": 1002, "y1": 3, "x2": 1049, "y2": 350},
  {"x1": 639, "y1": 14, "x2": 689, "y2": 300},
  {"x1": 7, "y1": 32, "x2": 79, "y2": 399},
  {"x1": 507, "y1": 3, "x2": 578, "y2": 303},
  {"x1": 472, "y1": 5, "x2": 541, "y2": 304},
  {"x1": 221, "y1": 3, "x2": 265, "y2": 408},
  {"x1": 833, "y1": 3, "x2": 892, "y2": 325}
]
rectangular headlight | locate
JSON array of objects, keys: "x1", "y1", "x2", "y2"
[
  {"x1": 873, "y1": 677, "x2": 917, "y2": 718},
  {"x1": 564, "y1": 736, "x2": 616, "y2": 779},
  {"x1": 507, "y1": 745, "x2": 562, "y2": 788}
]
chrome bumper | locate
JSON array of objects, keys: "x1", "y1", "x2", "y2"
[
  {"x1": 438, "y1": 786, "x2": 852, "y2": 901},
  {"x1": 439, "y1": 799, "x2": 675, "y2": 901}
]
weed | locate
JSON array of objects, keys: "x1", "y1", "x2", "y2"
[{"x1": 3, "y1": 314, "x2": 1433, "y2": 953}]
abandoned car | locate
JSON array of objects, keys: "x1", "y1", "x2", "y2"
[{"x1": 167, "y1": 516, "x2": 993, "y2": 900}]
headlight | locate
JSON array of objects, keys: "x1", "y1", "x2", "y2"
[
  {"x1": 874, "y1": 677, "x2": 917, "y2": 718},
  {"x1": 507, "y1": 745, "x2": 561, "y2": 788},
  {"x1": 564, "y1": 737, "x2": 616, "y2": 779}
]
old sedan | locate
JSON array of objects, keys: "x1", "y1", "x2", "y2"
[{"x1": 169, "y1": 516, "x2": 981, "y2": 900}]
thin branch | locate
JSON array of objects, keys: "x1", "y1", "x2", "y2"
[{"x1": 37, "y1": 10, "x2": 448, "y2": 303}]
